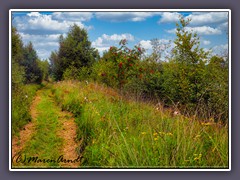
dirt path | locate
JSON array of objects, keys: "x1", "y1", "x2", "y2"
[
  {"x1": 58, "y1": 110, "x2": 80, "y2": 167},
  {"x1": 12, "y1": 91, "x2": 41, "y2": 160},
  {"x1": 12, "y1": 86, "x2": 80, "y2": 168}
]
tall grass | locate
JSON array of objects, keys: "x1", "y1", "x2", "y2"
[
  {"x1": 52, "y1": 80, "x2": 228, "y2": 168},
  {"x1": 12, "y1": 84, "x2": 42, "y2": 137}
]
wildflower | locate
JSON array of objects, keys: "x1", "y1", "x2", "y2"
[
  {"x1": 119, "y1": 62, "x2": 123, "y2": 68},
  {"x1": 159, "y1": 132, "x2": 165, "y2": 135},
  {"x1": 154, "y1": 137, "x2": 158, "y2": 141},
  {"x1": 194, "y1": 134, "x2": 201, "y2": 140},
  {"x1": 201, "y1": 122, "x2": 213, "y2": 126},
  {"x1": 150, "y1": 70, "x2": 154, "y2": 74},
  {"x1": 141, "y1": 132, "x2": 146, "y2": 135},
  {"x1": 194, "y1": 157, "x2": 199, "y2": 161},
  {"x1": 193, "y1": 153, "x2": 202, "y2": 161},
  {"x1": 25, "y1": 95, "x2": 28, "y2": 98},
  {"x1": 195, "y1": 134, "x2": 201, "y2": 138},
  {"x1": 153, "y1": 132, "x2": 158, "y2": 136},
  {"x1": 166, "y1": 132, "x2": 173, "y2": 136}
]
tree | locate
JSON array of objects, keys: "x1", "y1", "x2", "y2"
[
  {"x1": 11, "y1": 27, "x2": 25, "y2": 90},
  {"x1": 51, "y1": 24, "x2": 99, "y2": 80},
  {"x1": 37, "y1": 59, "x2": 50, "y2": 81},
  {"x1": 150, "y1": 38, "x2": 171, "y2": 62},
  {"x1": 22, "y1": 42, "x2": 43, "y2": 83},
  {"x1": 171, "y1": 16, "x2": 209, "y2": 105}
]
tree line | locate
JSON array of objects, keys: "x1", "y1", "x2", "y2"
[{"x1": 12, "y1": 16, "x2": 229, "y2": 124}]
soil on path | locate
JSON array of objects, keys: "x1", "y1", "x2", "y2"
[
  {"x1": 12, "y1": 86, "x2": 80, "y2": 168},
  {"x1": 12, "y1": 91, "x2": 41, "y2": 160}
]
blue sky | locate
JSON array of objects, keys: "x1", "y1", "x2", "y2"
[{"x1": 12, "y1": 11, "x2": 229, "y2": 60}]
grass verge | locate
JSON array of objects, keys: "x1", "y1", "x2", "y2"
[
  {"x1": 51, "y1": 80, "x2": 228, "y2": 168},
  {"x1": 12, "y1": 84, "x2": 43, "y2": 137}
]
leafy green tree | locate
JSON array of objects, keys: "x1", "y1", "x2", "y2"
[
  {"x1": 166, "y1": 16, "x2": 209, "y2": 106},
  {"x1": 22, "y1": 42, "x2": 43, "y2": 83},
  {"x1": 37, "y1": 59, "x2": 50, "y2": 81},
  {"x1": 11, "y1": 27, "x2": 25, "y2": 89},
  {"x1": 51, "y1": 24, "x2": 99, "y2": 80}
]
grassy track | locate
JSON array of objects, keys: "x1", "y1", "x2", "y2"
[
  {"x1": 12, "y1": 85, "x2": 80, "y2": 168},
  {"x1": 12, "y1": 81, "x2": 228, "y2": 168}
]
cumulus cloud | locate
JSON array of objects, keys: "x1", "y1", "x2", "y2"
[
  {"x1": 185, "y1": 26, "x2": 221, "y2": 35},
  {"x1": 187, "y1": 12, "x2": 228, "y2": 26},
  {"x1": 202, "y1": 40, "x2": 211, "y2": 45},
  {"x1": 95, "y1": 12, "x2": 162, "y2": 22},
  {"x1": 12, "y1": 11, "x2": 94, "y2": 59},
  {"x1": 19, "y1": 32, "x2": 62, "y2": 59},
  {"x1": 139, "y1": 39, "x2": 170, "y2": 50},
  {"x1": 139, "y1": 40, "x2": 152, "y2": 50},
  {"x1": 92, "y1": 33, "x2": 135, "y2": 55},
  {"x1": 52, "y1": 12, "x2": 93, "y2": 22},
  {"x1": 27, "y1": 12, "x2": 41, "y2": 17},
  {"x1": 158, "y1": 12, "x2": 181, "y2": 23},
  {"x1": 13, "y1": 12, "x2": 90, "y2": 35},
  {"x1": 212, "y1": 44, "x2": 228, "y2": 56},
  {"x1": 166, "y1": 26, "x2": 221, "y2": 35},
  {"x1": 159, "y1": 12, "x2": 228, "y2": 26},
  {"x1": 92, "y1": 33, "x2": 134, "y2": 47}
]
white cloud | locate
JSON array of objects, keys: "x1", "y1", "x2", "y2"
[
  {"x1": 202, "y1": 40, "x2": 211, "y2": 45},
  {"x1": 92, "y1": 33, "x2": 135, "y2": 47},
  {"x1": 187, "y1": 12, "x2": 228, "y2": 26},
  {"x1": 27, "y1": 12, "x2": 41, "y2": 17},
  {"x1": 13, "y1": 12, "x2": 94, "y2": 59},
  {"x1": 166, "y1": 28, "x2": 177, "y2": 34},
  {"x1": 159, "y1": 12, "x2": 228, "y2": 26},
  {"x1": 139, "y1": 40, "x2": 152, "y2": 50},
  {"x1": 166, "y1": 26, "x2": 221, "y2": 35},
  {"x1": 19, "y1": 33, "x2": 61, "y2": 59},
  {"x1": 212, "y1": 44, "x2": 228, "y2": 55},
  {"x1": 158, "y1": 12, "x2": 181, "y2": 23},
  {"x1": 185, "y1": 26, "x2": 221, "y2": 35},
  {"x1": 92, "y1": 33, "x2": 135, "y2": 56},
  {"x1": 95, "y1": 12, "x2": 162, "y2": 22},
  {"x1": 52, "y1": 12, "x2": 93, "y2": 22},
  {"x1": 14, "y1": 12, "x2": 89, "y2": 34}
]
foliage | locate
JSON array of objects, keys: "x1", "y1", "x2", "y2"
[
  {"x1": 49, "y1": 24, "x2": 99, "y2": 81},
  {"x1": 22, "y1": 42, "x2": 43, "y2": 84},
  {"x1": 37, "y1": 59, "x2": 50, "y2": 81},
  {"x1": 92, "y1": 39, "x2": 144, "y2": 90}
]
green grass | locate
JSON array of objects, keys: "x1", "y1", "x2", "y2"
[
  {"x1": 14, "y1": 85, "x2": 63, "y2": 168},
  {"x1": 52, "y1": 80, "x2": 228, "y2": 168},
  {"x1": 12, "y1": 83, "x2": 43, "y2": 137}
]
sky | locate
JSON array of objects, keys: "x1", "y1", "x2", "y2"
[{"x1": 12, "y1": 11, "x2": 229, "y2": 60}]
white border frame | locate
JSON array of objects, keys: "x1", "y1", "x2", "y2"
[{"x1": 9, "y1": 9, "x2": 231, "y2": 171}]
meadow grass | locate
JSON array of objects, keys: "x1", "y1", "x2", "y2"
[
  {"x1": 12, "y1": 84, "x2": 43, "y2": 137},
  {"x1": 52, "y1": 80, "x2": 228, "y2": 168},
  {"x1": 14, "y1": 85, "x2": 63, "y2": 167}
]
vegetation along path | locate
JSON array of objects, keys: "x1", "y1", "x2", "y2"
[{"x1": 12, "y1": 84, "x2": 80, "y2": 168}]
